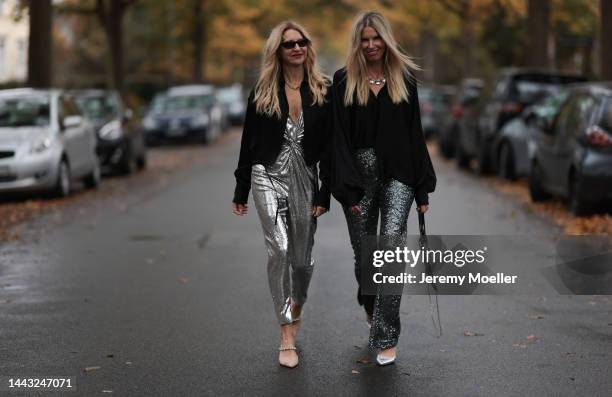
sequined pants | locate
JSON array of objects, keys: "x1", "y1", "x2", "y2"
[
  {"x1": 251, "y1": 164, "x2": 317, "y2": 325},
  {"x1": 342, "y1": 148, "x2": 415, "y2": 349}
]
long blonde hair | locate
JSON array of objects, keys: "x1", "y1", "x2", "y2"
[
  {"x1": 344, "y1": 11, "x2": 421, "y2": 106},
  {"x1": 253, "y1": 21, "x2": 328, "y2": 118}
]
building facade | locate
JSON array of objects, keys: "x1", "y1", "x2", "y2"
[{"x1": 0, "y1": 0, "x2": 28, "y2": 83}]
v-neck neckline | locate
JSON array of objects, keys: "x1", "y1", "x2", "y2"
[
  {"x1": 369, "y1": 83, "x2": 386, "y2": 99},
  {"x1": 288, "y1": 110, "x2": 303, "y2": 125}
]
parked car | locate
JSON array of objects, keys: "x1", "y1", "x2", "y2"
[
  {"x1": 456, "y1": 68, "x2": 586, "y2": 173},
  {"x1": 72, "y1": 89, "x2": 146, "y2": 175},
  {"x1": 0, "y1": 89, "x2": 100, "y2": 197},
  {"x1": 143, "y1": 85, "x2": 223, "y2": 145},
  {"x1": 437, "y1": 78, "x2": 483, "y2": 158},
  {"x1": 529, "y1": 83, "x2": 612, "y2": 215},
  {"x1": 216, "y1": 84, "x2": 246, "y2": 127},
  {"x1": 494, "y1": 88, "x2": 570, "y2": 180},
  {"x1": 419, "y1": 84, "x2": 455, "y2": 139}
]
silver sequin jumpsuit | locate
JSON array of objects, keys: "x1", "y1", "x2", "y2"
[{"x1": 251, "y1": 111, "x2": 318, "y2": 325}]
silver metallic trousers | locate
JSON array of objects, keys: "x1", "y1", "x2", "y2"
[
  {"x1": 251, "y1": 113, "x2": 317, "y2": 325},
  {"x1": 343, "y1": 148, "x2": 415, "y2": 349}
]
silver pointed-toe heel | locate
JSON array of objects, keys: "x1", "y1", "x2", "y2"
[{"x1": 376, "y1": 351, "x2": 396, "y2": 366}]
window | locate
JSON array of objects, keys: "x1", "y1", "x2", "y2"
[
  {"x1": 551, "y1": 95, "x2": 577, "y2": 137},
  {"x1": 59, "y1": 96, "x2": 82, "y2": 123},
  {"x1": 558, "y1": 94, "x2": 595, "y2": 145},
  {"x1": 17, "y1": 39, "x2": 26, "y2": 70},
  {"x1": 0, "y1": 36, "x2": 5, "y2": 79},
  {"x1": 0, "y1": 95, "x2": 50, "y2": 127}
]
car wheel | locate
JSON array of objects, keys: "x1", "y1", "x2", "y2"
[
  {"x1": 568, "y1": 173, "x2": 590, "y2": 216},
  {"x1": 528, "y1": 160, "x2": 549, "y2": 202},
  {"x1": 456, "y1": 140, "x2": 470, "y2": 169},
  {"x1": 498, "y1": 141, "x2": 516, "y2": 181},
  {"x1": 439, "y1": 135, "x2": 454, "y2": 159},
  {"x1": 136, "y1": 152, "x2": 147, "y2": 170},
  {"x1": 53, "y1": 159, "x2": 71, "y2": 198},
  {"x1": 119, "y1": 145, "x2": 136, "y2": 175},
  {"x1": 476, "y1": 142, "x2": 491, "y2": 175},
  {"x1": 83, "y1": 156, "x2": 101, "y2": 189}
]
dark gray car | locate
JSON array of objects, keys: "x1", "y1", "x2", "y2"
[
  {"x1": 456, "y1": 68, "x2": 585, "y2": 174},
  {"x1": 494, "y1": 89, "x2": 569, "y2": 180},
  {"x1": 529, "y1": 83, "x2": 612, "y2": 215},
  {"x1": 73, "y1": 89, "x2": 147, "y2": 175}
]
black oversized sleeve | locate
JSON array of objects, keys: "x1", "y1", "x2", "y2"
[
  {"x1": 330, "y1": 69, "x2": 365, "y2": 207},
  {"x1": 407, "y1": 79, "x2": 436, "y2": 206},
  {"x1": 232, "y1": 90, "x2": 256, "y2": 204},
  {"x1": 314, "y1": 86, "x2": 333, "y2": 209}
]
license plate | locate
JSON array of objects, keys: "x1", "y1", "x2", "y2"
[
  {"x1": 167, "y1": 127, "x2": 186, "y2": 137},
  {"x1": 0, "y1": 165, "x2": 10, "y2": 176}
]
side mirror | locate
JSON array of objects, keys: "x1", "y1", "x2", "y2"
[
  {"x1": 522, "y1": 108, "x2": 536, "y2": 125},
  {"x1": 537, "y1": 117, "x2": 554, "y2": 135},
  {"x1": 62, "y1": 115, "x2": 82, "y2": 130},
  {"x1": 123, "y1": 108, "x2": 133, "y2": 121}
]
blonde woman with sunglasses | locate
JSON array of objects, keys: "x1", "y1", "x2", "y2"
[{"x1": 232, "y1": 21, "x2": 331, "y2": 368}]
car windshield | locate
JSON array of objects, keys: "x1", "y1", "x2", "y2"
[
  {"x1": 599, "y1": 97, "x2": 612, "y2": 132},
  {"x1": 0, "y1": 95, "x2": 50, "y2": 127},
  {"x1": 75, "y1": 95, "x2": 119, "y2": 120},
  {"x1": 512, "y1": 81, "x2": 559, "y2": 104},
  {"x1": 217, "y1": 88, "x2": 241, "y2": 104},
  {"x1": 156, "y1": 94, "x2": 213, "y2": 112}
]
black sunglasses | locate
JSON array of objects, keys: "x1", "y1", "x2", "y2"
[{"x1": 280, "y1": 38, "x2": 309, "y2": 50}]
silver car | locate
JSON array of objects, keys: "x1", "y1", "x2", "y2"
[{"x1": 0, "y1": 89, "x2": 100, "y2": 197}]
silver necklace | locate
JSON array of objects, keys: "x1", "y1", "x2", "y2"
[{"x1": 368, "y1": 76, "x2": 386, "y2": 85}]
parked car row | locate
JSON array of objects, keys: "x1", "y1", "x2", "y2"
[
  {"x1": 0, "y1": 88, "x2": 146, "y2": 199},
  {"x1": 436, "y1": 68, "x2": 612, "y2": 216},
  {"x1": 142, "y1": 84, "x2": 245, "y2": 146}
]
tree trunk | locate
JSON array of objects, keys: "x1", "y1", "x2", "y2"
[
  {"x1": 97, "y1": 0, "x2": 133, "y2": 93},
  {"x1": 107, "y1": 1, "x2": 124, "y2": 91},
  {"x1": 601, "y1": 0, "x2": 612, "y2": 79},
  {"x1": 462, "y1": 22, "x2": 474, "y2": 77},
  {"x1": 419, "y1": 30, "x2": 436, "y2": 82},
  {"x1": 192, "y1": 0, "x2": 204, "y2": 83},
  {"x1": 527, "y1": 0, "x2": 550, "y2": 69},
  {"x1": 27, "y1": 0, "x2": 53, "y2": 87}
]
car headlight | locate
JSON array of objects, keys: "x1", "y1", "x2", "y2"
[
  {"x1": 191, "y1": 114, "x2": 209, "y2": 128},
  {"x1": 143, "y1": 116, "x2": 157, "y2": 130},
  {"x1": 99, "y1": 120, "x2": 123, "y2": 140},
  {"x1": 30, "y1": 135, "x2": 53, "y2": 154}
]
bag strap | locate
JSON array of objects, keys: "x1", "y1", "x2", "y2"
[{"x1": 418, "y1": 210, "x2": 442, "y2": 337}]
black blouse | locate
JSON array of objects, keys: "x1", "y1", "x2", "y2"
[
  {"x1": 331, "y1": 68, "x2": 436, "y2": 207},
  {"x1": 352, "y1": 88, "x2": 382, "y2": 148},
  {"x1": 232, "y1": 75, "x2": 332, "y2": 208}
]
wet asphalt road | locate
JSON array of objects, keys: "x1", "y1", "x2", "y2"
[{"x1": 0, "y1": 131, "x2": 611, "y2": 396}]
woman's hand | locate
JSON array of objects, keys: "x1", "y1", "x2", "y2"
[
  {"x1": 232, "y1": 203, "x2": 248, "y2": 216},
  {"x1": 312, "y1": 206, "x2": 327, "y2": 217},
  {"x1": 417, "y1": 204, "x2": 429, "y2": 214},
  {"x1": 350, "y1": 205, "x2": 362, "y2": 215}
]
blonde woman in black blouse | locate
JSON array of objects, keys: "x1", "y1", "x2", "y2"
[{"x1": 331, "y1": 11, "x2": 436, "y2": 366}]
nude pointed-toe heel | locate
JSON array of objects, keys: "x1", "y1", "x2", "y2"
[{"x1": 278, "y1": 346, "x2": 299, "y2": 368}]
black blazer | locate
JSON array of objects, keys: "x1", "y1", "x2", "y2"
[
  {"x1": 331, "y1": 68, "x2": 436, "y2": 207},
  {"x1": 233, "y1": 75, "x2": 332, "y2": 208}
]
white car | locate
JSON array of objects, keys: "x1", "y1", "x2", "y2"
[{"x1": 0, "y1": 89, "x2": 100, "y2": 197}]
